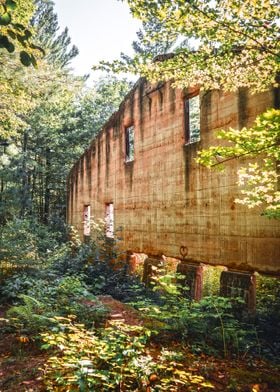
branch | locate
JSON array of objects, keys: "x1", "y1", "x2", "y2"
[
  {"x1": 190, "y1": 3, "x2": 280, "y2": 58},
  {"x1": 208, "y1": 142, "x2": 279, "y2": 167}
]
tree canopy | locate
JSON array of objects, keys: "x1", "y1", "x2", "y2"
[
  {"x1": 96, "y1": 0, "x2": 280, "y2": 92},
  {"x1": 0, "y1": 0, "x2": 132, "y2": 227}
]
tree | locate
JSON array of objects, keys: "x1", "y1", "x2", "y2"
[
  {"x1": 0, "y1": 0, "x2": 44, "y2": 66},
  {"x1": 32, "y1": 0, "x2": 79, "y2": 68},
  {"x1": 97, "y1": 0, "x2": 279, "y2": 92},
  {"x1": 94, "y1": 0, "x2": 280, "y2": 218},
  {"x1": 76, "y1": 77, "x2": 134, "y2": 141},
  {"x1": 196, "y1": 109, "x2": 280, "y2": 219},
  {"x1": 0, "y1": 0, "x2": 132, "y2": 228},
  {"x1": 0, "y1": 63, "x2": 82, "y2": 222},
  {"x1": 119, "y1": 18, "x2": 178, "y2": 70},
  {"x1": 0, "y1": 71, "x2": 132, "y2": 225}
]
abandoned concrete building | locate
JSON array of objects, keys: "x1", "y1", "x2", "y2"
[{"x1": 67, "y1": 78, "x2": 280, "y2": 309}]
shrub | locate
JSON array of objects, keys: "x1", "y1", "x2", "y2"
[
  {"x1": 0, "y1": 218, "x2": 59, "y2": 280},
  {"x1": 41, "y1": 319, "x2": 214, "y2": 391},
  {"x1": 0, "y1": 272, "x2": 39, "y2": 303},
  {"x1": 255, "y1": 275, "x2": 280, "y2": 360},
  {"x1": 6, "y1": 276, "x2": 109, "y2": 334},
  {"x1": 130, "y1": 273, "x2": 257, "y2": 358},
  {"x1": 51, "y1": 224, "x2": 156, "y2": 303}
]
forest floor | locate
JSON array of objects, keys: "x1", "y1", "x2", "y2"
[{"x1": 0, "y1": 300, "x2": 280, "y2": 392}]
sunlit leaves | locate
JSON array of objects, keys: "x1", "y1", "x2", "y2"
[
  {"x1": 0, "y1": 0, "x2": 44, "y2": 66},
  {"x1": 0, "y1": 11, "x2": 11, "y2": 25},
  {"x1": 99, "y1": 0, "x2": 280, "y2": 92},
  {"x1": 5, "y1": 0, "x2": 16, "y2": 10},
  {"x1": 41, "y1": 319, "x2": 214, "y2": 390},
  {"x1": 197, "y1": 109, "x2": 280, "y2": 218}
]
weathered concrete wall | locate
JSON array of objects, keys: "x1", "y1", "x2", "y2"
[{"x1": 67, "y1": 79, "x2": 280, "y2": 275}]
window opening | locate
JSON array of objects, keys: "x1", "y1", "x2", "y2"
[
  {"x1": 125, "y1": 126, "x2": 134, "y2": 162},
  {"x1": 185, "y1": 94, "x2": 200, "y2": 144},
  {"x1": 105, "y1": 203, "x2": 114, "y2": 238},
  {"x1": 83, "y1": 205, "x2": 91, "y2": 237}
]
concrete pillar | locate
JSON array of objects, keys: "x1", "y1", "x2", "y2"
[
  {"x1": 127, "y1": 253, "x2": 147, "y2": 275},
  {"x1": 128, "y1": 253, "x2": 138, "y2": 274},
  {"x1": 220, "y1": 270, "x2": 256, "y2": 312},
  {"x1": 176, "y1": 261, "x2": 203, "y2": 300},
  {"x1": 142, "y1": 257, "x2": 165, "y2": 286}
]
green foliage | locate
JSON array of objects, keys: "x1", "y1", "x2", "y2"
[
  {"x1": 0, "y1": 271, "x2": 41, "y2": 302},
  {"x1": 7, "y1": 293, "x2": 56, "y2": 333},
  {"x1": 51, "y1": 224, "x2": 154, "y2": 303},
  {"x1": 0, "y1": 0, "x2": 44, "y2": 66},
  {"x1": 76, "y1": 76, "x2": 134, "y2": 142},
  {"x1": 31, "y1": 0, "x2": 79, "y2": 68},
  {"x1": 255, "y1": 275, "x2": 280, "y2": 360},
  {"x1": 202, "y1": 266, "x2": 224, "y2": 297},
  {"x1": 83, "y1": 232, "x2": 151, "y2": 302},
  {"x1": 130, "y1": 272, "x2": 257, "y2": 358},
  {"x1": 6, "y1": 275, "x2": 109, "y2": 334},
  {"x1": 41, "y1": 319, "x2": 214, "y2": 391},
  {"x1": 180, "y1": 297, "x2": 255, "y2": 357},
  {"x1": 41, "y1": 320, "x2": 149, "y2": 391},
  {"x1": 120, "y1": 18, "x2": 178, "y2": 68},
  {"x1": 197, "y1": 108, "x2": 280, "y2": 218},
  {"x1": 0, "y1": 218, "x2": 58, "y2": 278},
  {"x1": 99, "y1": 0, "x2": 280, "y2": 93},
  {"x1": 0, "y1": 72, "x2": 131, "y2": 225}
]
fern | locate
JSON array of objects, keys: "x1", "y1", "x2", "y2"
[{"x1": 7, "y1": 294, "x2": 55, "y2": 333}]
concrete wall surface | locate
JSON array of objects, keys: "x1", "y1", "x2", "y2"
[{"x1": 67, "y1": 79, "x2": 280, "y2": 274}]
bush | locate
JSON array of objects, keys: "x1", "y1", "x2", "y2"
[
  {"x1": 255, "y1": 275, "x2": 280, "y2": 360},
  {"x1": 51, "y1": 227, "x2": 156, "y2": 303},
  {"x1": 130, "y1": 274, "x2": 257, "y2": 358},
  {"x1": 41, "y1": 319, "x2": 214, "y2": 391},
  {"x1": 6, "y1": 276, "x2": 109, "y2": 334},
  {"x1": 0, "y1": 218, "x2": 59, "y2": 280}
]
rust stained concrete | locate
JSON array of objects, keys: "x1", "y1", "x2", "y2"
[{"x1": 67, "y1": 79, "x2": 280, "y2": 275}]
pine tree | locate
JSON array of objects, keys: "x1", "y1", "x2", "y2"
[{"x1": 31, "y1": 0, "x2": 78, "y2": 68}]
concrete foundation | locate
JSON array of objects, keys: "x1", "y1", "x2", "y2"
[
  {"x1": 220, "y1": 270, "x2": 256, "y2": 312},
  {"x1": 142, "y1": 257, "x2": 165, "y2": 286},
  {"x1": 177, "y1": 261, "x2": 203, "y2": 300}
]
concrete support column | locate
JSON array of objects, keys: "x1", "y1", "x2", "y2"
[
  {"x1": 142, "y1": 257, "x2": 165, "y2": 286},
  {"x1": 220, "y1": 270, "x2": 256, "y2": 312},
  {"x1": 128, "y1": 253, "x2": 138, "y2": 274},
  {"x1": 176, "y1": 261, "x2": 203, "y2": 300}
]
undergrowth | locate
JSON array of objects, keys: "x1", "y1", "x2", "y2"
[{"x1": 0, "y1": 219, "x2": 280, "y2": 390}]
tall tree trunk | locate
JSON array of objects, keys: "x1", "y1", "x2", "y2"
[
  {"x1": 44, "y1": 147, "x2": 51, "y2": 224},
  {"x1": 20, "y1": 131, "x2": 29, "y2": 218}
]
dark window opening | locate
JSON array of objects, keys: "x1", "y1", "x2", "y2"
[
  {"x1": 185, "y1": 94, "x2": 200, "y2": 144},
  {"x1": 125, "y1": 126, "x2": 134, "y2": 162}
]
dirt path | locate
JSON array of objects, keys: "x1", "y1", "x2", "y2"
[{"x1": 98, "y1": 295, "x2": 146, "y2": 325}]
